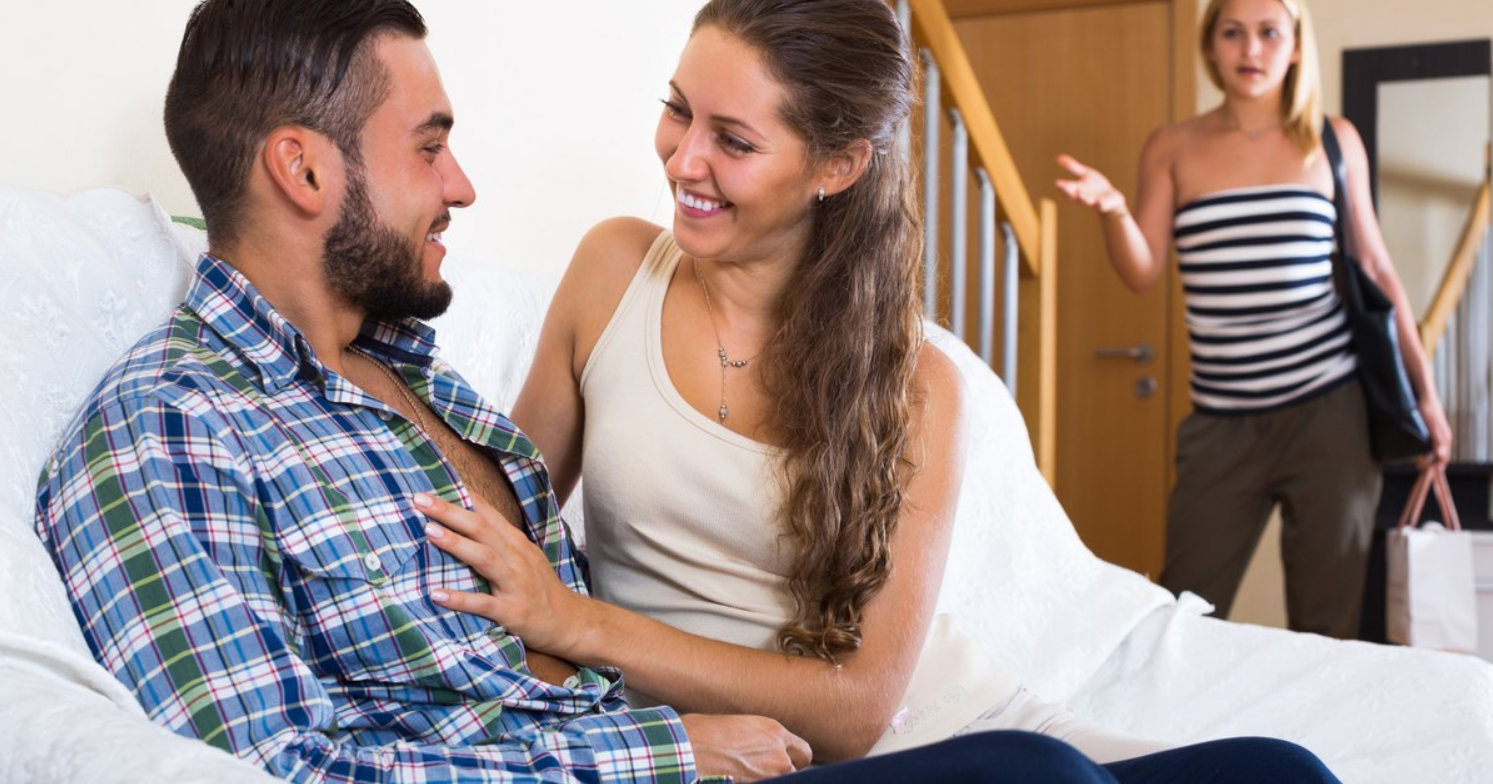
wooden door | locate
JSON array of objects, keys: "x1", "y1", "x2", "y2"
[{"x1": 953, "y1": 2, "x2": 1180, "y2": 576}]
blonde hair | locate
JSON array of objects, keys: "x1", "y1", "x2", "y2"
[{"x1": 1200, "y1": 0, "x2": 1323, "y2": 156}]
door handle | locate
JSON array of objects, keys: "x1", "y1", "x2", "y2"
[{"x1": 1093, "y1": 342, "x2": 1155, "y2": 364}]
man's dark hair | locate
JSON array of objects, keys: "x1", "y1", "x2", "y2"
[{"x1": 164, "y1": 0, "x2": 427, "y2": 248}]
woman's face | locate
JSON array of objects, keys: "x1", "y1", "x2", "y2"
[
  {"x1": 1208, "y1": 0, "x2": 1299, "y2": 99},
  {"x1": 655, "y1": 26, "x2": 825, "y2": 267}
]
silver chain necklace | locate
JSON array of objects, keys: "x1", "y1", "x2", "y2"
[{"x1": 693, "y1": 260, "x2": 754, "y2": 422}]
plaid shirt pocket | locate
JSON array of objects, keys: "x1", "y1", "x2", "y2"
[{"x1": 276, "y1": 501, "x2": 435, "y2": 682}]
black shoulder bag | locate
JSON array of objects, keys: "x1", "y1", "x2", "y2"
[{"x1": 1321, "y1": 120, "x2": 1431, "y2": 463}]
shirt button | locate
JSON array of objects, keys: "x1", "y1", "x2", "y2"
[
  {"x1": 364, "y1": 552, "x2": 382, "y2": 572},
  {"x1": 377, "y1": 409, "x2": 393, "y2": 422}
]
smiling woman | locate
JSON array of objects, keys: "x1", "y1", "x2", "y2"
[{"x1": 653, "y1": 26, "x2": 851, "y2": 271}]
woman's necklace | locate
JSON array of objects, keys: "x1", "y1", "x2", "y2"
[
  {"x1": 693, "y1": 260, "x2": 755, "y2": 423},
  {"x1": 1222, "y1": 110, "x2": 1280, "y2": 141},
  {"x1": 349, "y1": 346, "x2": 431, "y2": 434}
]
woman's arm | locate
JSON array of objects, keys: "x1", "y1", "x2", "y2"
[
  {"x1": 1054, "y1": 126, "x2": 1177, "y2": 294},
  {"x1": 423, "y1": 343, "x2": 971, "y2": 762},
  {"x1": 512, "y1": 218, "x2": 662, "y2": 503},
  {"x1": 1332, "y1": 116, "x2": 1453, "y2": 465}
]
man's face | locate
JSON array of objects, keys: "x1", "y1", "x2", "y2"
[{"x1": 322, "y1": 35, "x2": 475, "y2": 321}]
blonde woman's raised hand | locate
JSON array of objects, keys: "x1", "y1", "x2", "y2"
[{"x1": 1055, "y1": 154, "x2": 1127, "y2": 216}]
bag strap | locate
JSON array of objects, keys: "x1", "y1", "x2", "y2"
[
  {"x1": 1396, "y1": 468, "x2": 1434, "y2": 531},
  {"x1": 1321, "y1": 120, "x2": 1358, "y2": 261},
  {"x1": 1432, "y1": 468, "x2": 1464, "y2": 531},
  {"x1": 1396, "y1": 465, "x2": 1463, "y2": 532}
]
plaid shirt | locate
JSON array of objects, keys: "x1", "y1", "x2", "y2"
[{"x1": 35, "y1": 254, "x2": 699, "y2": 783}]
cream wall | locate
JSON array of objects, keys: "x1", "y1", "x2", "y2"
[
  {"x1": 1212, "y1": 0, "x2": 1493, "y2": 629},
  {"x1": 0, "y1": 0, "x2": 704, "y2": 274}
]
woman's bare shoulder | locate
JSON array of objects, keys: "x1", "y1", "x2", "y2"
[
  {"x1": 545, "y1": 217, "x2": 666, "y2": 358},
  {"x1": 1325, "y1": 115, "x2": 1364, "y2": 148},
  {"x1": 570, "y1": 217, "x2": 666, "y2": 284},
  {"x1": 1142, "y1": 113, "x2": 1213, "y2": 160},
  {"x1": 911, "y1": 339, "x2": 967, "y2": 435},
  {"x1": 553, "y1": 217, "x2": 666, "y2": 312}
]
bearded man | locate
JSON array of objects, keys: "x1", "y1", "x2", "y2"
[{"x1": 32, "y1": 0, "x2": 809, "y2": 780}]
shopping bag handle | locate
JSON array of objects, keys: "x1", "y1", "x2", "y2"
[{"x1": 1395, "y1": 466, "x2": 1463, "y2": 532}]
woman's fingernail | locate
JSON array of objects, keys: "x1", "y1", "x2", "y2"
[
  {"x1": 432, "y1": 590, "x2": 449, "y2": 603},
  {"x1": 414, "y1": 493, "x2": 433, "y2": 509},
  {"x1": 426, "y1": 523, "x2": 445, "y2": 539}
]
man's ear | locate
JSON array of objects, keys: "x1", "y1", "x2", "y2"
[
  {"x1": 818, "y1": 139, "x2": 874, "y2": 199},
  {"x1": 261, "y1": 126, "x2": 339, "y2": 217}
]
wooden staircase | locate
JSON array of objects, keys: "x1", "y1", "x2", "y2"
[{"x1": 898, "y1": 0, "x2": 1060, "y2": 484}]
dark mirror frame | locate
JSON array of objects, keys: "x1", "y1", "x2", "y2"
[
  {"x1": 1342, "y1": 38, "x2": 1491, "y2": 208},
  {"x1": 1344, "y1": 38, "x2": 1492, "y2": 645}
]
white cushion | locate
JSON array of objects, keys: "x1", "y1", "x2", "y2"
[
  {"x1": 431, "y1": 258, "x2": 560, "y2": 414},
  {"x1": 927, "y1": 328, "x2": 1174, "y2": 700},
  {"x1": 0, "y1": 635, "x2": 274, "y2": 783},
  {"x1": 0, "y1": 186, "x2": 197, "y2": 655},
  {"x1": 0, "y1": 186, "x2": 269, "y2": 782}
]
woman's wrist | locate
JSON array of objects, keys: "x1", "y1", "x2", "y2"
[
  {"x1": 1100, "y1": 196, "x2": 1129, "y2": 220},
  {"x1": 1419, "y1": 389, "x2": 1446, "y2": 416},
  {"x1": 563, "y1": 593, "x2": 628, "y2": 667}
]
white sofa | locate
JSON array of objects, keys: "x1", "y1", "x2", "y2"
[{"x1": 2, "y1": 186, "x2": 1491, "y2": 783}]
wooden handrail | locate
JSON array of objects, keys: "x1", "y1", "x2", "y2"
[
  {"x1": 1419, "y1": 178, "x2": 1492, "y2": 355},
  {"x1": 905, "y1": 0, "x2": 1041, "y2": 277},
  {"x1": 1034, "y1": 199, "x2": 1058, "y2": 484}
]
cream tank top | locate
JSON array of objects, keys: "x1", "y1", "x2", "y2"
[{"x1": 579, "y1": 231, "x2": 1018, "y2": 754}]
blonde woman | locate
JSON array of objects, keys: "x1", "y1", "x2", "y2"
[{"x1": 1057, "y1": 0, "x2": 1450, "y2": 638}]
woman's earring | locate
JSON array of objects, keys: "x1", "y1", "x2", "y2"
[{"x1": 817, "y1": 187, "x2": 826, "y2": 203}]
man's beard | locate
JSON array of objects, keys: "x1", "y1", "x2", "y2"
[{"x1": 322, "y1": 165, "x2": 453, "y2": 322}]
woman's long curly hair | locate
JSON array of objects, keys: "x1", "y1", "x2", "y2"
[{"x1": 692, "y1": 0, "x2": 923, "y2": 661}]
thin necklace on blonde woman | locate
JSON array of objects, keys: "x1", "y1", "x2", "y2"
[
  {"x1": 1221, "y1": 109, "x2": 1281, "y2": 141},
  {"x1": 693, "y1": 260, "x2": 754, "y2": 423}
]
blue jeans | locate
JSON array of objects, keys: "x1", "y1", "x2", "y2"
[{"x1": 775, "y1": 732, "x2": 1340, "y2": 783}]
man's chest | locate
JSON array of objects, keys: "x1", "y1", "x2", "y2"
[
  {"x1": 231, "y1": 391, "x2": 546, "y2": 682},
  {"x1": 218, "y1": 383, "x2": 561, "y2": 602}
]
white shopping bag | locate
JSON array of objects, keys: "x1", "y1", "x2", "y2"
[{"x1": 1386, "y1": 467, "x2": 1479, "y2": 653}]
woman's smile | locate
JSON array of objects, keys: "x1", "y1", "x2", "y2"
[{"x1": 676, "y1": 186, "x2": 734, "y2": 218}]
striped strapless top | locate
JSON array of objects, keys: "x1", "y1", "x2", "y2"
[{"x1": 1173, "y1": 185, "x2": 1357, "y2": 414}]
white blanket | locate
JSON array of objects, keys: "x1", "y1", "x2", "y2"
[{"x1": 1075, "y1": 604, "x2": 1493, "y2": 783}]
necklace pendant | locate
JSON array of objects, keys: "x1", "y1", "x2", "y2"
[
  {"x1": 718, "y1": 404, "x2": 729, "y2": 421},
  {"x1": 730, "y1": 359, "x2": 748, "y2": 368}
]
